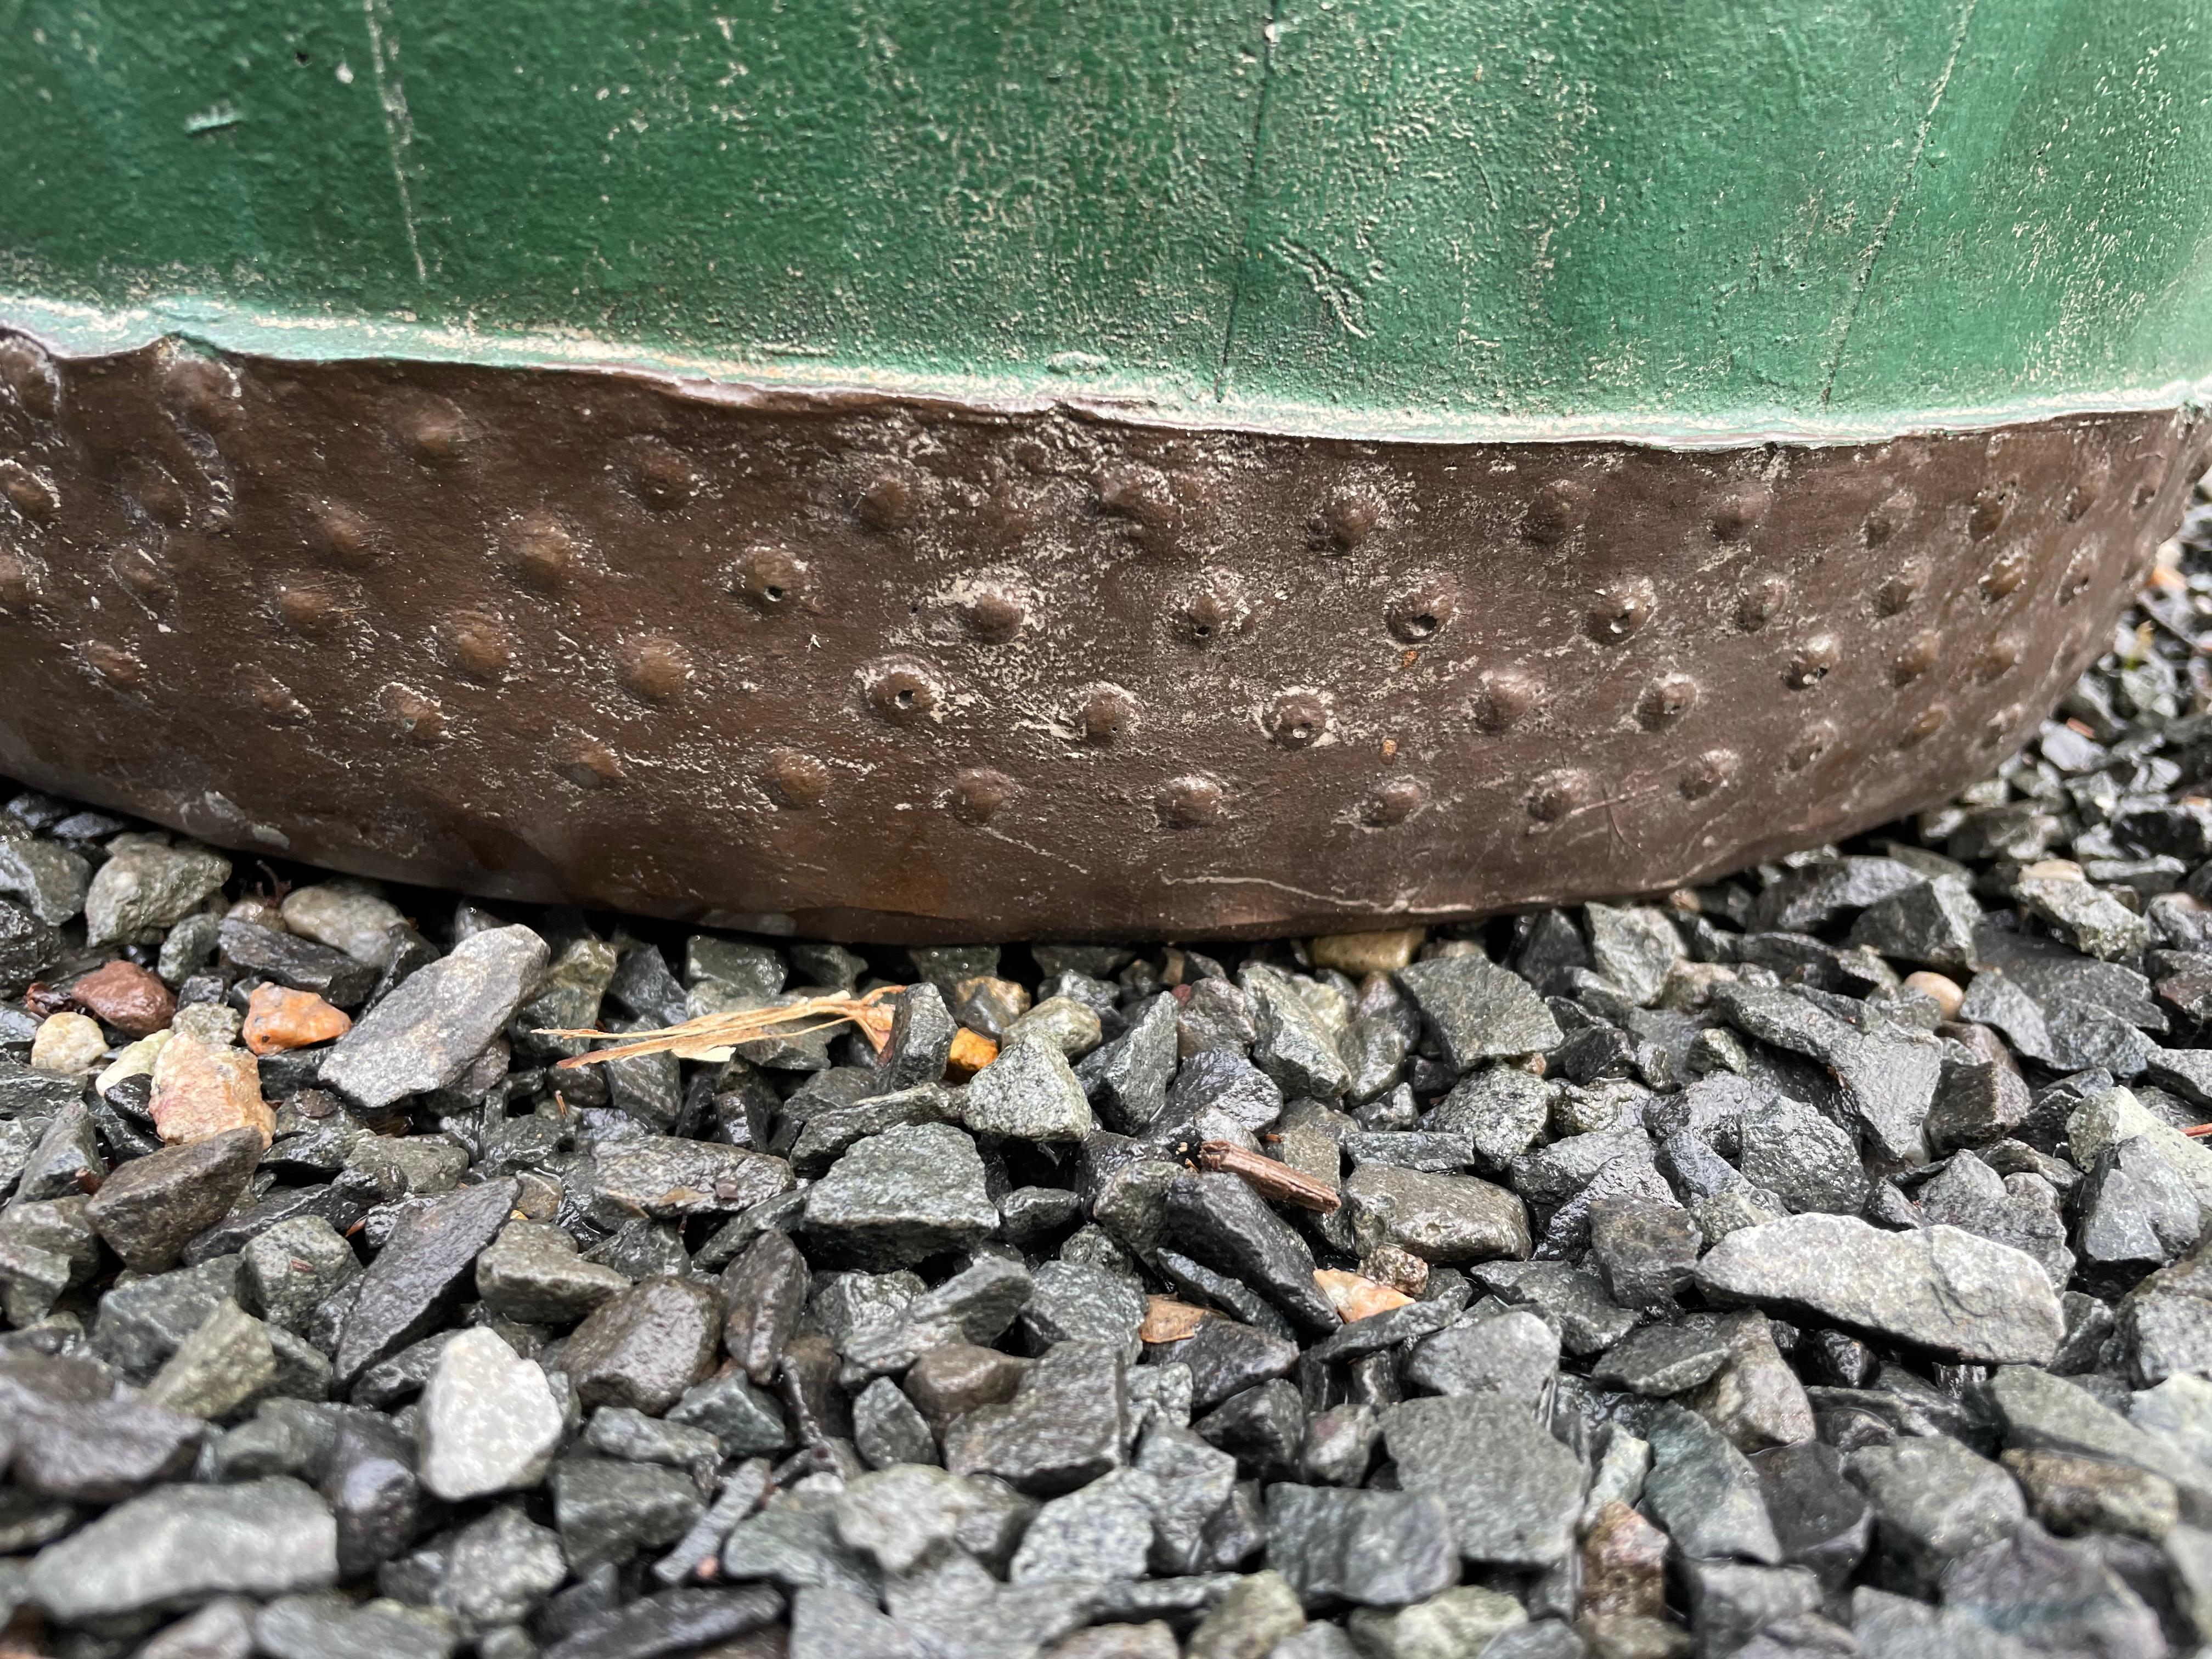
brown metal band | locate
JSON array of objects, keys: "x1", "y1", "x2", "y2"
[{"x1": 0, "y1": 332, "x2": 2202, "y2": 941}]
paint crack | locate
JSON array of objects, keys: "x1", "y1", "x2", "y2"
[
  {"x1": 1214, "y1": 0, "x2": 1285, "y2": 402},
  {"x1": 1820, "y1": 0, "x2": 1977, "y2": 405}
]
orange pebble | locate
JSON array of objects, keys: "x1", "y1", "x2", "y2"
[
  {"x1": 242, "y1": 982, "x2": 353, "y2": 1055},
  {"x1": 946, "y1": 1026, "x2": 998, "y2": 1077},
  {"x1": 1313, "y1": 1267, "x2": 1414, "y2": 1322}
]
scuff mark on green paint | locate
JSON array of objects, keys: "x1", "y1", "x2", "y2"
[
  {"x1": 183, "y1": 100, "x2": 240, "y2": 133},
  {"x1": 358, "y1": 0, "x2": 427, "y2": 285}
]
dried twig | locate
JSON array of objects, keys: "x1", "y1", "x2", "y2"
[
  {"x1": 1198, "y1": 1139, "x2": 1341, "y2": 1213},
  {"x1": 542, "y1": 985, "x2": 903, "y2": 1068}
]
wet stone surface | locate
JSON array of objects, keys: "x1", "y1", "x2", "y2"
[{"x1": 11, "y1": 505, "x2": 2212, "y2": 1651}]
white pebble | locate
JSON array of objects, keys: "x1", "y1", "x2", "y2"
[
  {"x1": 31, "y1": 1011, "x2": 106, "y2": 1075},
  {"x1": 420, "y1": 1328, "x2": 565, "y2": 1502}
]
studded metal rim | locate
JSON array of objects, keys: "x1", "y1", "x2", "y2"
[{"x1": 0, "y1": 331, "x2": 2204, "y2": 941}]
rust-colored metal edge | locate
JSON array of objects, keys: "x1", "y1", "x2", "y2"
[{"x1": 0, "y1": 332, "x2": 2204, "y2": 942}]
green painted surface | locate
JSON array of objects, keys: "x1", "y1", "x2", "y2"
[{"x1": 4, "y1": 0, "x2": 2211, "y2": 439}]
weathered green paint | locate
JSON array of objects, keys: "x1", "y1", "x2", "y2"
[{"x1": 5, "y1": 0, "x2": 2211, "y2": 439}]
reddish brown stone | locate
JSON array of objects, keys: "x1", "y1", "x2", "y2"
[
  {"x1": 68, "y1": 959, "x2": 177, "y2": 1036},
  {"x1": 23, "y1": 982, "x2": 71, "y2": 1017},
  {"x1": 1581, "y1": 1499, "x2": 1671, "y2": 1621},
  {"x1": 241, "y1": 983, "x2": 352, "y2": 1056},
  {"x1": 150, "y1": 1035, "x2": 274, "y2": 1147}
]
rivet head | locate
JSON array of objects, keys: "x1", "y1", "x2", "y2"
[
  {"x1": 1981, "y1": 546, "x2": 2030, "y2": 599},
  {"x1": 1158, "y1": 775, "x2": 1224, "y2": 829},
  {"x1": 961, "y1": 581, "x2": 1028, "y2": 644},
  {"x1": 1899, "y1": 704, "x2": 1949, "y2": 748},
  {"x1": 1528, "y1": 769, "x2": 1595, "y2": 823},
  {"x1": 510, "y1": 512, "x2": 579, "y2": 590},
  {"x1": 1784, "y1": 635, "x2": 1841, "y2": 689},
  {"x1": 1176, "y1": 570, "x2": 1250, "y2": 647},
  {"x1": 159, "y1": 354, "x2": 239, "y2": 427},
  {"x1": 856, "y1": 464, "x2": 918, "y2": 530},
  {"x1": 81, "y1": 641, "x2": 145, "y2": 689},
  {"x1": 1470, "y1": 667, "x2": 1541, "y2": 733},
  {"x1": 0, "y1": 544, "x2": 36, "y2": 611},
  {"x1": 0, "y1": 336, "x2": 60, "y2": 420},
  {"x1": 1863, "y1": 489, "x2": 1914, "y2": 548},
  {"x1": 1316, "y1": 484, "x2": 1385, "y2": 550},
  {"x1": 1386, "y1": 578, "x2": 1458, "y2": 644},
  {"x1": 1973, "y1": 633, "x2": 2023, "y2": 684},
  {"x1": 2062, "y1": 479, "x2": 2101, "y2": 523},
  {"x1": 1362, "y1": 777, "x2": 1426, "y2": 827},
  {"x1": 1679, "y1": 748, "x2": 1741, "y2": 799},
  {"x1": 1638, "y1": 672, "x2": 1699, "y2": 729},
  {"x1": 630, "y1": 438, "x2": 698, "y2": 509},
  {"x1": 1522, "y1": 478, "x2": 1592, "y2": 544},
  {"x1": 617, "y1": 635, "x2": 695, "y2": 702},
  {"x1": 1709, "y1": 479, "x2": 1770, "y2": 543},
  {"x1": 137, "y1": 467, "x2": 191, "y2": 528},
  {"x1": 977, "y1": 482, "x2": 1040, "y2": 542},
  {"x1": 763, "y1": 748, "x2": 829, "y2": 809},
  {"x1": 249, "y1": 675, "x2": 307, "y2": 724},
  {"x1": 273, "y1": 578, "x2": 343, "y2": 636},
  {"x1": 394, "y1": 394, "x2": 466, "y2": 464},
  {"x1": 731, "y1": 545, "x2": 810, "y2": 614},
  {"x1": 950, "y1": 768, "x2": 1015, "y2": 825},
  {"x1": 2057, "y1": 546, "x2": 2096, "y2": 605},
  {"x1": 555, "y1": 737, "x2": 624, "y2": 791},
  {"x1": 381, "y1": 682, "x2": 447, "y2": 743},
  {"x1": 443, "y1": 611, "x2": 512, "y2": 679},
  {"x1": 1266, "y1": 690, "x2": 1331, "y2": 749},
  {"x1": 2130, "y1": 456, "x2": 2169, "y2": 513},
  {"x1": 1982, "y1": 702, "x2": 2027, "y2": 747},
  {"x1": 1892, "y1": 629, "x2": 1941, "y2": 686},
  {"x1": 864, "y1": 659, "x2": 945, "y2": 725},
  {"x1": 1070, "y1": 684, "x2": 1139, "y2": 746},
  {"x1": 1875, "y1": 556, "x2": 1928, "y2": 616},
  {"x1": 1735, "y1": 575, "x2": 1787, "y2": 633},
  {"x1": 312, "y1": 500, "x2": 377, "y2": 566},
  {"x1": 1786, "y1": 720, "x2": 1837, "y2": 772},
  {"x1": 1587, "y1": 578, "x2": 1655, "y2": 644},
  {"x1": 1968, "y1": 485, "x2": 2013, "y2": 541},
  {"x1": 111, "y1": 545, "x2": 172, "y2": 607},
  {"x1": 1094, "y1": 464, "x2": 1174, "y2": 531},
  {"x1": 0, "y1": 461, "x2": 58, "y2": 521}
]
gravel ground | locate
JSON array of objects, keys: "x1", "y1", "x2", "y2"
[{"x1": 4, "y1": 486, "x2": 2212, "y2": 1659}]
